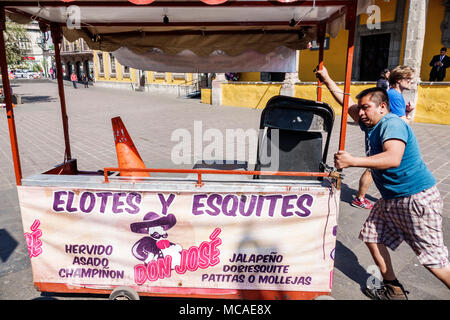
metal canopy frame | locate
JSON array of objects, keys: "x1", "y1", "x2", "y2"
[
  {"x1": 0, "y1": 0, "x2": 357, "y2": 186},
  {"x1": 3, "y1": 1, "x2": 354, "y2": 7},
  {"x1": 4, "y1": 1, "x2": 349, "y2": 31}
]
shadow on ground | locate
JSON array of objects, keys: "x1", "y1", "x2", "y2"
[
  {"x1": 21, "y1": 95, "x2": 57, "y2": 104},
  {"x1": 340, "y1": 182, "x2": 378, "y2": 205},
  {"x1": 334, "y1": 240, "x2": 372, "y2": 290},
  {"x1": 0, "y1": 229, "x2": 18, "y2": 263}
]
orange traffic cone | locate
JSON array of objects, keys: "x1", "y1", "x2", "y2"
[{"x1": 112, "y1": 116, "x2": 150, "y2": 177}]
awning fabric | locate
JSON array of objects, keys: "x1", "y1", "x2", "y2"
[
  {"x1": 113, "y1": 46, "x2": 298, "y2": 72},
  {"x1": 64, "y1": 27, "x2": 315, "y2": 57}
]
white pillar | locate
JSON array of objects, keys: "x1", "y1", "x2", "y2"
[
  {"x1": 280, "y1": 72, "x2": 299, "y2": 97},
  {"x1": 279, "y1": 50, "x2": 299, "y2": 97},
  {"x1": 212, "y1": 73, "x2": 226, "y2": 106},
  {"x1": 402, "y1": 0, "x2": 427, "y2": 121}
]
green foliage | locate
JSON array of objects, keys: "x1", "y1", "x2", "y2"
[
  {"x1": 31, "y1": 63, "x2": 42, "y2": 73},
  {"x1": 4, "y1": 20, "x2": 29, "y2": 67}
]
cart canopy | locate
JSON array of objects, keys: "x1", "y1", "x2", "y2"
[{"x1": 5, "y1": 0, "x2": 373, "y2": 57}]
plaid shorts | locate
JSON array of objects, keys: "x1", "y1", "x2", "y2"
[{"x1": 359, "y1": 185, "x2": 449, "y2": 268}]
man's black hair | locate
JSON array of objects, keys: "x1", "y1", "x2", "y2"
[
  {"x1": 441, "y1": 47, "x2": 447, "y2": 52},
  {"x1": 356, "y1": 87, "x2": 390, "y2": 112}
]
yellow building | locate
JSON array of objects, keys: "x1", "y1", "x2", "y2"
[
  {"x1": 60, "y1": 37, "x2": 94, "y2": 81},
  {"x1": 90, "y1": 0, "x2": 450, "y2": 125},
  {"x1": 211, "y1": 0, "x2": 450, "y2": 125},
  {"x1": 93, "y1": 51, "x2": 198, "y2": 95},
  {"x1": 297, "y1": 0, "x2": 448, "y2": 83}
]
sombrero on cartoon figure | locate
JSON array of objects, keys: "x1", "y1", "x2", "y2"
[{"x1": 130, "y1": 212, "x2": 176, "y2": 234}]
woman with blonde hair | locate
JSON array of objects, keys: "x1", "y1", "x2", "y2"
[{"x1": 387, "y1": 66, "x2": 415, "y2": 123}]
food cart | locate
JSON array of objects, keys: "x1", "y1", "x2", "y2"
[{"x1": 1, "y1": 0, "x2": 367, "y2": 300}]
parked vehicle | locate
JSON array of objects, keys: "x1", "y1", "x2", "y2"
[{"x1": 13, "y1": 69, "x2": 40, "y2": 79}]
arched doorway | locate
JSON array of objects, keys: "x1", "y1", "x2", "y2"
[{"x1": 75, "y1": 61, "x2": 83, "y2": 80}]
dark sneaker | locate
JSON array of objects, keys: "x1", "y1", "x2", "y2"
[
  {"x1": 351, "y1": 197, "x2": 374, "y2": 209},
  {"x1": 364, "y1": 283, "x2": 409, "y2": 300}
]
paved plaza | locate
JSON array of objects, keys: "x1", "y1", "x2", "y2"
[{"x1": 0, "y1": 81, "x2": 449, "y2": 300}]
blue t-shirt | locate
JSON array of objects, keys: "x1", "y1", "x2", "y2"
[
  {"x1": 387, "y1": 88, "x2": 406, "y2": 117},
  {"x1": 360, "y1": 113, "x2": 436, "y2": 199}
]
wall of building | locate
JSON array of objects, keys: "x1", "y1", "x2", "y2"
[
  {"x1": 221, "y1": 83, "x2": 282, "y2": 109},
  {"x1": 298, "y1": 28, "x2": 349, "y2": 82},
  {"x1": 93, "y1": 51, "x2": 137, "y2": 84},
  {"x1": 206, "y1": 80, "x2": 450, "y2": 125},
  {"x1": 298, "y1": 0, "x2": 447, "y2": 83},
  {"x1": 239, "y1": 72, "x2": 261, "y2": 82},
  {"x1": 87, "y1": 0, "x2": 450, "y2": 126},
  {"x1": 421, "y1": 0, "x2": 449, "y2": 81},
  {"x1": 299, "y1": 0, "x2": 408, "y2": 83},
  {"x1": 201, "y1": 88, "x2": 212, "y2": 104},
  {"x1": 217, "y1": 82, "x2": 375, "y2": 114},
  {"x1": 359, "y1": 0, "x2": 398, "y2": 24},
  {"x1": 93, "y1": 50, "x2": 195, "y2": 93},
  {"x1": 415, "y1": 84, "x2": 450, "y2": 124},
  {"x1": 146, "y1": 71, "x2": 193, "y2": 85}
]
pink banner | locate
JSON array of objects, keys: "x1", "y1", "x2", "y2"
[{"x1": 18, "y1": 185, "x2": 338, "y2": 293}]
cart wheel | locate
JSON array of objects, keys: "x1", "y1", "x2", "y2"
[
  {"x1": 109, "y1": 286, "x2": 140, "y2": 300},
  {"x1": 314, "y1": 295, "x2": 335, "y2": 300}
]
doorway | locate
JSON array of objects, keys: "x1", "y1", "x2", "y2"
[
  {"x1": 261, "y1": 72, "x2": 285, "y2": 82},
  {"x1": 75, "y1": 61, "x2": 82, "y2": 79},
  {"x1": 359, "y1": 33, "x2": 391, "y2": 81}
]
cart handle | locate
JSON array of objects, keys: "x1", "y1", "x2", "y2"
[{"x1": 103, "y1": 167, "x2": 331, "y2": 185}]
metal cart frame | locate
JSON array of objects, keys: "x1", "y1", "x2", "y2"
[{"x1": 0, "y1": 0, "x2": 359, "y2": 300}]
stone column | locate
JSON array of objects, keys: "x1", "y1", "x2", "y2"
[
  {"x1": 280, "y1": 72, "x2": 299, "y2": 97},
  {"x1": 280, "y1": 50, "x2": 300, "y2": 97},
  {"x1": 212, "y1": 73, "x2": 226, "y2": 106},
  {"x1": 402, "y1": 0, "x2": 427, "y2": 121},
  {"x1": 441, "y1": 0, "x2": 450, "y2": 47}
]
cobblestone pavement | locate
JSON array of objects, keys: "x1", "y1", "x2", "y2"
[{"x1": 0, "y1": 81, "x2": 449, "y2": 300}]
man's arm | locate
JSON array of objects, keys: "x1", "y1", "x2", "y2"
[
  {"x1": 315, "y1": 66, "x2": 359, "y2": 123},
  {"x1": 334, "y1": 139, "x2": 406, "y2": 170},
  {"x1": 445, "y1": 56, "x2": 450, "y2": 69},
  {"x1": 430, "y1": 55, "x2": 438, "y2": 67}
]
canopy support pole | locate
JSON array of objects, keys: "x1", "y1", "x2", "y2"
[
  {"x1": 0, "y1": 6, "x2": 22, "y2": 186},
  {"x1": 51, "y1": 23, "x2": 72, "y2": 161},
  {"x1": 316, "y1": 22, "x2": 326, "y2": 102},
  {"x1": 339, "y1": 1, "x2": 357, "y2": 151}
]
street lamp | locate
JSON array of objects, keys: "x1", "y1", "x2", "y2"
[{"x1": 36, "y1": 26, "x2": 51, "y2": 78}]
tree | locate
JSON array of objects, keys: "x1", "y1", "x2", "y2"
[
  {"x1": 31, "y1": 63, "x2": 42, "y2": 73},
  {"x1": 4, "y1": 20, "x2": 28, "y2": 67}
]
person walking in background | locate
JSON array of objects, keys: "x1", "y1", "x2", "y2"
[
  {"x1": 70, "y1": 72, "x2": 78, "y2": 89},
  {"x1": 49, "y1": 67, "x2": 54, "y2": 80},
  {"x1": 352, "y1": 169, "x2": 374, "y2": 209},
  {"x1": 387, "y1": 66, "x2": 415, "y2": 123},
  {"x1": 429, "y1": 47, "x2": 450, "y2": 81},
  {"x1": 82, "y1": 73, "x2": 89, "y2": 88},
  {"x1": 316, "y1": 65, "x2": 450, "y2": 300},
  {"x1": 376, "y1": 68, "x2": 390, "y2": 90}
]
